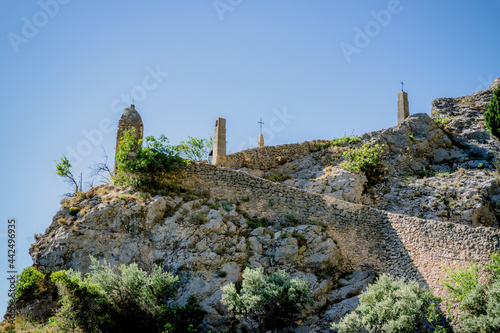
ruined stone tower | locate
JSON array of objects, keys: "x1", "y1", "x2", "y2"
[
  {"x1": 213, "y1": 117, "x2": 226, "y2": 165},
  {"x1": 398, "y1": 90, "x2": 409, "y2": 124},
  {"x1": 114, "y1": 104, "x2": 143, "y2": 173}
]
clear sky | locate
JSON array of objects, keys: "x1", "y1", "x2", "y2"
[{"x1": 1, "y1": 0, "x2": 500, "y2": 314}]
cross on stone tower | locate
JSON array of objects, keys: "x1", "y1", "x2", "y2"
[
  {"x1": 258, "y1": 117, "x2": 265, "y2": 148},
  {"x1": 401, "y1": 81, "x2": 404, "y2": 91}
]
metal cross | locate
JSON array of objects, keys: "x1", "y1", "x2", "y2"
[
  {"x1": 258, "y1": 117, "x2": 264, "y2": 134},
  {"x1": 401, "y1": 81, "x2": 404, "y2": 91}
]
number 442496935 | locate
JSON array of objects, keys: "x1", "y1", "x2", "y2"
[{"x1": 8, "y1": 219, "x2": 15, "y2": 269}]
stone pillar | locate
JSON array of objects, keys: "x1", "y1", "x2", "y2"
[
  {"x1": 213, "y1": 117, "x2": 226, "y2": 165},
  {"x1": 258, "y1": 133, "x2": 264, "y2": 148},
  {"x1": 398, "y1": 91, "x2": 409, "y2": 124}
]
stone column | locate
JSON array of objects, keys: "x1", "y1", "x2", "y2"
[
  {"x1": 213, "y1": 117, "x2": 226, "y2": 165},
  {"x1": 398, "y1": 91, "x2": 409, "y2": 124},
  {"x1": 258, "y1": 133, "x2": 264, "y2": 148}
]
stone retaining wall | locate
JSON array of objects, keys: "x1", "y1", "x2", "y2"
[
  {"x1": 167, "y1": 162, "x2": 500, "y2": 295},
  {"x1": 216, "y1": 140, "x2": 328, "y2": 170}
]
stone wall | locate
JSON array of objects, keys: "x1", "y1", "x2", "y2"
[
  {"x1": 167, "y1": 162, "x2": 500, "y2": 295},
  {"x1": 216, "y1": 140, "x2": 329, "y2": 171}
]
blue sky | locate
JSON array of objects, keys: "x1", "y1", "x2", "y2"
[{"x1": 1, "y1": 0, "x2": 500, "y2": 313}]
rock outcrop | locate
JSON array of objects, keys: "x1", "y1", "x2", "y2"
[{"x1": 17, "y1": 78, "x2": 500, "y2": 332}]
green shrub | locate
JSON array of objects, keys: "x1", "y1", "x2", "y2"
[
  {"x1": 191, "y1": 212, "x2": 206, "y2": 225},
  {"x1": 330, "y1": 135, "x2": 361, "y2": 147},
  {"x1": 484, "y1": 87, "x2": 500, "y2": 140},
  {"x1": 162, "y1": 295, "x2": 207, "y2": 333},
  {"x1": 283, "y1": 213, "x2": 298, "y2": 227},
  {"x1": 240, "y1": 196, "x2": 250, "y2": 202},
  {"x1": 221, "y1": 267, "x2": 312, "y2": 333},
  {"x1": 114, "y1": 129, "x2": 188, "y2": 188},
  {"x1": 50, "y1": 257, "x2": 206, "y2": 333},
  {"x1": 217, "y1": 271, "x2": 227, "y2": 278},
  {"x1": 340, "y1": 143, "x2": 384, "y2": 186},
  {"x1": 442, "y1": 252, "x2": 500, "y2": 332},
  {"x1": 14, "y1": 266, "x2": 45, "y2": 300},
  {"x1": 431, "y1": 111, "x2": 453, "y2": 127},
  {"x1": 331, "y1": 274, "x2": 445, "y2": 333},
  {"x1": 247, "y1": 217, "x2": 269, "y2": 229},
  {"x1": 68, "y1": 206, "x2": 81, "y2": 216},
  {"x1": 267, "y1": 172, "x2": 292, "y2": 182}
]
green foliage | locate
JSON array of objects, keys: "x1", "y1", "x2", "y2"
[
  {"x1": 49, "y1": 257, "x2": 206, "y2": 333},
  {"x1": 330, "y1": 135, "x2": 361, "y2": 147},
  {"x1": 14, "y1": 266, "x2": 45, "y2": 300},
  {"x1": 442, "y1": 252, "x2": 500, "y2": 332},
  {"x1": 217, "y1": 271, "x2": 228, "y2": 278},
  {"x1": 484, "y1": 87, "x2": 500, "y2": 140},
  {"x1": 162, "y1": 295, "x2": 207, "y2": 333},
  {"x1": 68, "y1": 206, "x2": 81, "y2": 216},
  {"x1": 115, "y1": 129, "x2": 187, "y2": 188},
  {"x1": 247, "y1": 217, "x2": 269, "y2": 229},
  {"x1": 331, "y1": 274, "x2": 445, "y2": 333},
  {"x1": 442, "y1": 263, "x2": 481, "y2": 308},
  {"x1": 220, "y1": 267, "x2": 312, "y2": 333},
  {"x1": 340, "y1": 143, "x2": 384, "y2": 186},
  {"x1": 282, "y1": 213, "x2": 298, "y2": 227},
  {"x1": 267, "y1": 172, "x2": 292, "y2": 182},
  {"x1": 55, "y1": 155, "x2": 82, "y2": 194},
  {"x1": 240, "y1": 196, "x2": 250, "y2": 202},
  {"x1": 431, "y1": 111, "x2": 453, "y2": 127},
  {"x1": 176, "y1": 136, "x2": 213, "y2": 161}
]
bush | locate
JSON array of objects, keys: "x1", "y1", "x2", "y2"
[
  {"x1": 484, "y1": 86, "x2": 500, "y2": 140},
  {"x1": 330, "y1": 135, "x2": 361, "y2": 147},
  {"x1": 162, "y1": 295, "x2": 207, "y2": 333},
  {"x1": 442, "y1": 252, "x2": 500, "y2": 332},
  {"x1": 221, "y1": 267, "x2": 312, "y2": 333},
  {"x1": 14, "y1": 266, "x2": 45, "y2": 300},
  {"x1": 50, "y1": 257, "x2": 206, "y2": 333},
  {"x1": 114, "y1": 129, "x2": 188, "y2": 188},
  {"x1": 340, "y1": 143, "x2": 384, "y2": 186},
  {"x1": 267, "y1": 172, "x2": 292, "y2": 182},
  {"x1": 68, "y1": 207, "x2": 81, "y2": 216},
  {"x1": 331, "y1": 274, "x2": 445, "y2": 333}
]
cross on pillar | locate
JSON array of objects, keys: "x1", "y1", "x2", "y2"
[
  {"x1": 401, "y1": 81, "x2": 404, "y2": 91},
  {"x1": 258, "y1": 117, "x2": 264, "y2": 134}
]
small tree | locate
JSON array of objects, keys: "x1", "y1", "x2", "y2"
[
  {"x1": 177, "y1": 136, "x2": 213, "y2": 161},
  {"x1": 485, "y1": 86, "x2": 500, "y2": 140},
  {"x1": 88, "y1": 147, "x2": 113, "y2": 185},
  {"x1": 55, "y1": 155, "x2": 82, "y2": 195},
  {"x1": 331, "y1": 274, "x2": 445, "y2": 333},
  {"x1": 221, "y1": 267, "x2": 312, "y2": 333}
]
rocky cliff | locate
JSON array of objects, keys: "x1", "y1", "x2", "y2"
[{"x1": 23, "y1": 78, "x2": 500, "y2": 332}]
